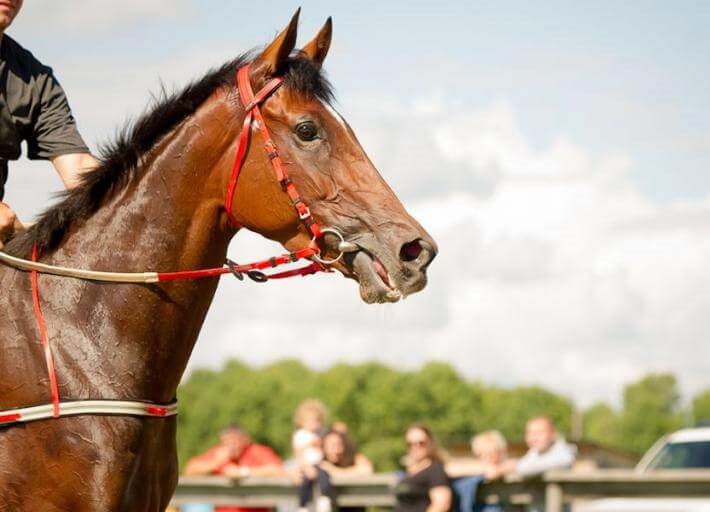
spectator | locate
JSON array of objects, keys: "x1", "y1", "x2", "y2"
[
  {"x1": 291, "y1": 399, "x2": 332, "y2": 512},
  {"x1": 471, "y1": 430, "x2": 509, "y2": 480},
  {"x1": 183, "y1": 424, "x2": 283, "y2": 512},
  {"x1": 447, "y1": 430, "x2": 509, "y2": 481},
  {"x1": 320, "y1": 429, "x2": 373, "y2": 476},
  {"x1": 297, "y1": 429, "x2": 374, "y2": 512},
  {"x1": 515, "y1": 415, "x2": 577, "y2": 477},
  {"x1": 448, "y1": 431, "x2": 509, "y2": 512},
  {"x1": 393, "y1": 424, "x2": 452, "y2": 512},
  {"x1": 292, "y1": 399, "x2": 328, "y2": 466}
]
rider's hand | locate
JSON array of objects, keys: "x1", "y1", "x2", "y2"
[{"x1": 0, "y1": 202, "x2": 22, "y2": 250}]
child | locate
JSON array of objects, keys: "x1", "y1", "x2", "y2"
[{"x1": 292, "y1": 400, "x2": 333, "y2": 512}]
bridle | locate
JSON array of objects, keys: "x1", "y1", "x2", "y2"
[
  {"x1": 224, "y1": 64, "x2": 352, "y2": 275},
  {"x1": 0, "y1": 63, "x2": 356, "y2": 284},
  {"x1": 0, "y1": 63, "x2": 354, "y2": 427}
]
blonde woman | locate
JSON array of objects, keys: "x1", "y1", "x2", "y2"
[{"x1": 447, "y1": 430, "x2": 510, "y2": 480}]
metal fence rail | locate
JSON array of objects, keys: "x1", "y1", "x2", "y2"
[{"x1": 171, "y1": 470, "x2": 710, "y2": 512}]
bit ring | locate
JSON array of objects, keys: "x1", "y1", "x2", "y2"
[{"x1": 312, "y1": 228, "x2": 355, "y2": 265}]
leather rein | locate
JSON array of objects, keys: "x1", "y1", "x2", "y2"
[{"x1": 0, "y1": 63, "x2": 349, "y2": 427}]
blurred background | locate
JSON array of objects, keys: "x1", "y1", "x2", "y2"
[{"x1": 5, "y1": 1, "x2": 710, "y2": 464}]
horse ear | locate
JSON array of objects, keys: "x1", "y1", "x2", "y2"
[
  {"x1": 301, "y1": 17, "x2": 332, "y2": 67},
  {"x1": 255, "y1": 8, "x2": 300, "y2": 76}
]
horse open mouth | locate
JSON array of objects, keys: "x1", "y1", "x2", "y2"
[
  {"x1": 348, "y1": 250, "x2": 403, "y2": 304},
  {"x1": 317, "y1": 229, "x2": 435, "y2": 304}
]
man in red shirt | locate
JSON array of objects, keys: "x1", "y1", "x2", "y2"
[{"x1": 184, "y1": 424, "x2": 284, "y2": 512}]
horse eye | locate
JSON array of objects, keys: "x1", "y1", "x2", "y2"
[{"x1": 295, "y1": 121, "x2": 319, "y2": 141}]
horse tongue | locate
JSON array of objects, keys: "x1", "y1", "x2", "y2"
[
  {"x1": 351, "y1": 251, "x2": 400, "y2": 303},
  {"x1": 372, "y1": 258, "x2": 391, "y2": 288}
]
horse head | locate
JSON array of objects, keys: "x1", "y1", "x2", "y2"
[{"x1": 225, "y1": 11, "x2": 437, "y2": 304}]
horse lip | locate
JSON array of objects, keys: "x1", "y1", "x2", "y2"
[{"x1": 346, "y1": 247, "x2": 402, "y2": 304}]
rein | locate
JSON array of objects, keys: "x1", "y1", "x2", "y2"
[{"x1": 0, "y1": 63, "x2": 350, "y2": 427}]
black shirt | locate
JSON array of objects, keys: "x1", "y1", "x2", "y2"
[
  {"x1": 0, "y1": 34, "x2": 89, "y2": 199},
  {"x1": 394, "y1": 461, "x2": 451, "y2": 512}
]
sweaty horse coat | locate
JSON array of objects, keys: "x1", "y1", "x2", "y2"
[{"x1": 0, "y1": 11, "x2": 436, "y2": 511}]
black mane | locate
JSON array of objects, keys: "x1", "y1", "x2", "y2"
[{"x1": 6, "y1": 52, "x2": 334, "y2": 257}]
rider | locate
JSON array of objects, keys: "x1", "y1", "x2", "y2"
[{"x1": 0, "y1": 0, "x2": 98, "y2": 250}]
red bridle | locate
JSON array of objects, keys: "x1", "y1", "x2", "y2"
[
  {"x1": 225, "y1": 64, "x2": 326, "y2": 263},
  {"x1": 154, "y1": 63, "x2": 344, "y2": 282},
  {"x1": 0, "y1": 64, "x2": 344, "y2": 427}
]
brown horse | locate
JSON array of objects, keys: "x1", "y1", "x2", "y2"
[{"x1": 0, "y1": 11, "x2": 436, "y2": 511}]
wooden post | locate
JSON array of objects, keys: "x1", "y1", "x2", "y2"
[{"x1": 545, "y1": 482, "x2": 563, "y2": 512}]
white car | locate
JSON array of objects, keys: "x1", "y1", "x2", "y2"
[
  {"x1": 635, "y1": 427, "x2": 710, "y2": 472},
  {"x1": 576, "y1": 427, "x2": 710, "y2": 512}
]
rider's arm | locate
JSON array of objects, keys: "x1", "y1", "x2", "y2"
[
  {"x1": 28, "y1": 61, "x2": 94, "y2": 189},
  {"x1": 51, "y1": 152, "x2": 99, "y2": 189}
]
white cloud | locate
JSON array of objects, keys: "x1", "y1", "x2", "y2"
[
  {"x1": 190, "y1": 93, "x2": 710, "y2": 407},
  {"x1": 14, "y1": 0, "x2": 194, "y2": 34}
]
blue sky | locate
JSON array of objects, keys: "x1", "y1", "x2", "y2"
[
  {"x1": 6, "y1": 2, "x2": 710, "y2": 406},
  {"x1": 19, "y1": 1, "x2": 710, "y2": 200}
]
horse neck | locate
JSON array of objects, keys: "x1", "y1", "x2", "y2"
[{"x1": 42, "y1": 94, "x2": 238, "y2": 402}]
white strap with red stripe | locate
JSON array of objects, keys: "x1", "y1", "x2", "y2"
[{"x1": 0, "y1": 399, "x2": 178, "y2": 426}]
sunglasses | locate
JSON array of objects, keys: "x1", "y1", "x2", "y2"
[{"x1": 407, "y1": 440, "x2": 428, "y2": 448}]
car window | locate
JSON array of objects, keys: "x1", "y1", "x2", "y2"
[{"x1": 647, "y1": 441, "x2": 710, "y2": 469}]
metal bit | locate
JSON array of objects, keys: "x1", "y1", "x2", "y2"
[{"x1": 337, "y1": 240, "x2": 359, "y2": 253}]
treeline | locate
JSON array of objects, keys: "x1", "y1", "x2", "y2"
[
  {"x1": 176, "y1": 359, "x2": 710, "y2": 470},
  {"x1": 584, "y1": 373, "x2": 709, "y2": 454}
]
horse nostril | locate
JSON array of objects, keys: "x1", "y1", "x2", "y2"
[{"x1": 400, "y1": 240, "x2": 423, "y2": 262}]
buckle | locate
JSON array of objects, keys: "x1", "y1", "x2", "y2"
[
  {"x1": 226, "y1": 259, "x2": 244, "y2": 280},
  {"x1": 298, "y1": 206, "x2": 311, "y2": 221},
  {"x1": 247, "y1": 270, "x2": 268, "y2": 283}
]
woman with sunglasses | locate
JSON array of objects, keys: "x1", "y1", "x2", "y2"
[{"x1": 394, "y1": 424, "x2": 452, "y2": 512}]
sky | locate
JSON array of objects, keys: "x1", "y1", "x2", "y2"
[{"x1": 5, "y1": 1, "x2": 710, "y2": 408}]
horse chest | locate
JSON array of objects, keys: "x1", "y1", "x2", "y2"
[{"x1": 0, "y1": 415, "x2": 178, "y2": 511}]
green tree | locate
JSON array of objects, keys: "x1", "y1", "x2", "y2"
[
  {"x1": 692, "y1": 389, "x2": 710, "y2": 425},
  {"x1": 618, "y1": 373, "x2": 683, "y2": 454},
  {"x1": 583, "y1": 402, "x2": 621, "y2": 449},
  {"x1": 176, "y1": 359, "x2": 610, "y2": 471},
  {"x1": 479, "y1": 386, "x2": 573, "y2": 441}
]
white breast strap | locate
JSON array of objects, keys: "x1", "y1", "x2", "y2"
[{"x1": 0, "y1": 399, "x2": 178, "y2": 426}]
